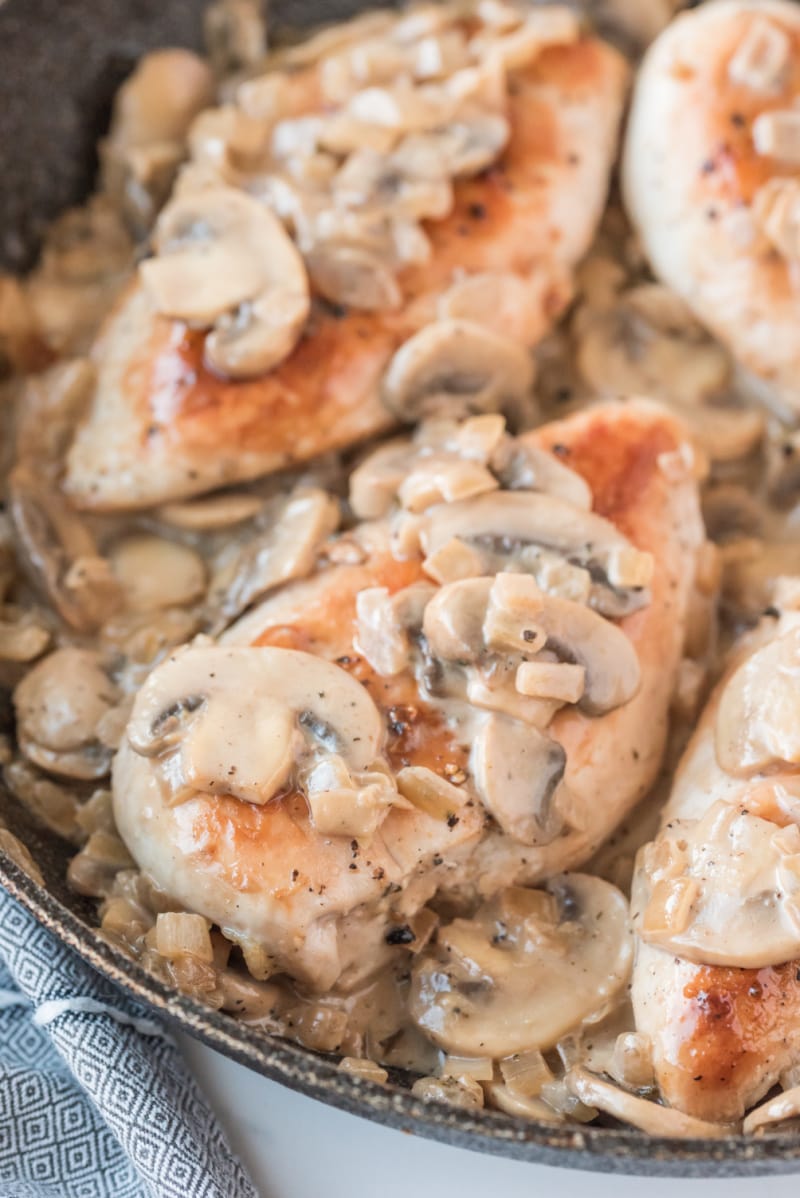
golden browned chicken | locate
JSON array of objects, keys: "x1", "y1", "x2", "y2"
[
  {"x1": 65, "y1": 8, "x2": 628, "y2": 509},
  {"x1": 112, "y1": 400, "x2": 707, "y2": 993},
  {"x1": 624, "y1": 0, "x2": 800, "y2": 416},
  {"x1": 633, "y1": 600, "x2": 800, "y2": 1125}
]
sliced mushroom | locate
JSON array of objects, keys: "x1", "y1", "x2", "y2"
[
  {"x1": 4, "y1": 758, "x2": 83, "y2": 841},
  {"x1": 471, "y1": 714, "x2": 566, "y2": 845},
  {"x1": 8, "y1": 467, "x2": 122, "y2": 631},
  {"x1": 491, "y1": 439, "x2": 592, "y2": 510},
  {"x1": 715, "y1": 626, "x2": 800, "y2": 775},
  {"x1": 409, "y1": 874, "x2": 633, "y2": 1057},
  {"x1": 206, "y1": 487, "x2": 339, "y2": 633},
  {"x1": 349, "y1": 439, "x2": 414, "y2": 520},
  {"x1": 186, "y1": 104, "x2": 268, "y2": 177},
  {"x1": 702, "y1": 484, "x2": 763, "y2": 544},
  {"x1": 333, "y1": 144, "x2": 453, "y2": 222},
  {"x1": 349, "y1": 417, "x2": 504, "y2": 520},
  {"x1": 565, "y1": 1069, "x2": 731, "y2": 1139},
  {"x1": 156, "y1": 492, "x2": 265, "y2": 530},
  {"x1": 422, "y1": 576, "x2": 492, "y2": 663},
  {"x1": 395, "y1": 764, "x2": 468, "y2": 822},
  {"x1": 206, "y1": 289, "x2": 311, "y2": 378},
  {"x1": 397, "y1": 112, "x2": 509, "y2": 178},
  {"x1": 419, "y1": 491, "x2": 652, "y2": 617},
  {"x1": 140, "y1": 186, "x2": 310, "y2": 378},
  {"x1": 14, "y1": 358, "x2": 95, "y2": 464},
  {"x1": 575, "y1": 285, "x2": 731, "y2": 408},
  {"x1": 14, "y1": 648, "x2": 118, "y2": 780},
  {"x1": 100, "y1": 49, "x2": 215, "y2": 233},
  {"x1": 744, "y1": 1084, "x2": 800, "y2": 1135},
  {"x1": 0, "y1": 614, "x2": 50, "y2": 664},
  {"x1": 423, "y1": 573, "x2": 640, "y2": 717},
  {"x1": 636, "y1": 801, "x2": 800, "y2": 969},
  {"x1": 345, "y1": 79, "x2": 457, "y2": 134},
  {"x1": 420, "y1": 537, "x2": 488, "y2": 585},
  {"x1": 516, "y1": 661, "x2": 585, "y2": 703},
  {"x1": 306, "y1": 244, "x2": 402, "y2": 312},
  {"x1": 26, "y1": 197, "x2": 133, "y2": 355},
  {"x1": 111, "y1": 535, "x2": 207, "y2": 612},
  {"x1": 383, "y1": 319, "x2": 535, "y2": 424},
  {"x1": 103, "y1": 49, "x2": 215, "y2": 161},
  {"x1": 127, "y1": 644, "x2": 387, "y2": 809}
]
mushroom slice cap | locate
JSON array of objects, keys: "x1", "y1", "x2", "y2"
[
  {"x1": 13, "y1": 648, "x2": 117, "y2": 780},
  {"x1": 9, "y1": 467, "x2": 122, "y2": 632},
  {"x1": 142, "y1": 188, "x2": 270, "y2": 322},
  {"x1": 126, "y1": 644, "x2": 385, "y2": 806},
  {"x1": 156, "y1": 492, "x2": 264, "y2": 530},
  {"x1": 744, "y1": 1083, "x2": 800, "y2": 1135},
  {"x1": 422, "y1": 576, "x2": 491, "y2": 662},
  {"x1": 383, "y1": 319, "x2": 535, "y2": 423},
  {"x1": 399, "y1": 112, "x2": 510, "y2": 178},
  {"x1": 419, "y1": 491, "x2": 622, "y2": 559},
  {"x1": 140, "y1": 186, "x2": 310, "y2": 376},
  {"x1": 491, "y1": 439, "x2": 592, "y2": 510},
  {"x1": 205, "y1": 288, "x2": 310, "y2": 378},
  {"x1": 636, "y1": 800, "x2": 800, "y2": 969},
  {"x1": 207, "y1": 487, "x2": 339, "y2": 633},
  {"x1": 418, "y1": 490, "x2": 648, "y2": 617},
  {"x1": 306, "y1": 244, "x2": 402, "y2": 312},
  {"x1": 565, "y1": 1069, "x2": 732, "y2": 1139},
  {"x1": 422, "y1": 573, "x2": 641, "y2": 717},
  {"x1": 716, "y1": 626, "x2": 800, "y2": 776},
  {"x1": 409, "y1": 874, "x2": 633, "y2": 1057},
  {"x1": 111, "y1": 535, "x2": 206, "y2": 611},
  {"x1": 349, "y1": 439, "x2": 413, "y2": 520},
  {"x1": 471, "y1": 714, "x2": 566, "y2": 845}
]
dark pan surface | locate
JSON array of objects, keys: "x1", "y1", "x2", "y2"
[
  {"x1": 1, "y1": 0, "x2": 800, "y2": 1174},
  {"x1": 0, "y1": 0, "x2": 377, "y2": 271}
]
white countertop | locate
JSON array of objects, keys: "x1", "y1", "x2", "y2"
[{"x1": 180, "y1": 1035, "x2": 800, "y2": 1198}]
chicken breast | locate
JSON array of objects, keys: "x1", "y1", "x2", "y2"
[
  {"x1": 633, "y1": 603, "x2": 800, "y2": 1124},
  {"x1": 466, "y1": 400, "x2": 709, "y2": 895},
  {"x1": 623, "y1": 0, "x2": 800, "y2": 416},
  {"x1": 66, "y1": 22, "x2": 628, "y2": 510},
  {"x1": 112, "y1": 401, "x2": 707, "y2": 993}
]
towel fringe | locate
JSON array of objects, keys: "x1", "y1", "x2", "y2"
[{"x1": 34, "y1": 997, "x2": 176, "y2": 1044}]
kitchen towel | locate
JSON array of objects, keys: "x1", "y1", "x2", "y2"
[{"x1": 0, "y1": 887, "x2": 257, "y2": 1198}]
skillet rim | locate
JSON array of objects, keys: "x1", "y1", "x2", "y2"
[{"x1": 2, "y1": 834, "x2": 800, "y2": 1177}]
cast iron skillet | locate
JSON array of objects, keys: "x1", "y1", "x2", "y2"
[{"x1": 1, "y1": 0, "x2": 799, "y2": 1175}]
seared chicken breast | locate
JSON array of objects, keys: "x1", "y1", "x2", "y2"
[
  {"x1": 633, "y1": 601, "x2": 800, "y2": 1124},
  {"x1": 624, "y1": 0, "x2": 800, "y2": 415},
  {"x1": 113, "y1": 401, "x2": 707, "y2": 992},
  {"x1": 66, "y1": 13, "x2": 628, "y2": 510}
]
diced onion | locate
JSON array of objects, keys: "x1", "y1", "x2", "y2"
[
  {"x1": 155, "y1": 912, "x2": 214, "y2": 962},
  {"x1": 338, "y1": 1057, "x2": 389, "y2": 1084}
]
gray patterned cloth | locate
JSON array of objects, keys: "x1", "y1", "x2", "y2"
[{"x1": 0, "y1": 888, "x2": 258, "y2": 1198}]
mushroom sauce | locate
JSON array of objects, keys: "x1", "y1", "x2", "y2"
[{"x1": 2, "y1": 0, "x2": 800, "y2": 1139}]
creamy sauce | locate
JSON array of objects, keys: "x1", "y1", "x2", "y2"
[{"x1": 3, "y1": 0, "x2": 800, "y2": 1138}]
